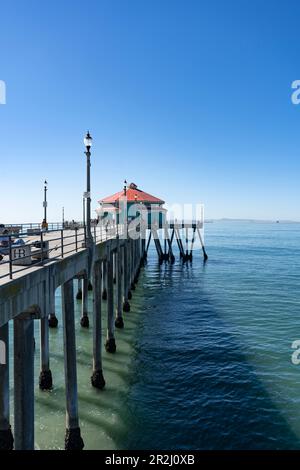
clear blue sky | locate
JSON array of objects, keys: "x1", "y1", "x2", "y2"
[{"x1": 1, "y1": 0, "x2": 300, "y2": 223}]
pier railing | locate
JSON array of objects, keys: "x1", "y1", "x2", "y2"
[
  {"x1": 0, "y1": 219, "x2": 205, "y2": 282},
  {"x1": 0, "y1": 223, "x2": 125, "y2": 282}
]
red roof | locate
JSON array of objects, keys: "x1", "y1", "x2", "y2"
[{"x1": 99, "y1": 185, "x2": 165, "y2": 205}]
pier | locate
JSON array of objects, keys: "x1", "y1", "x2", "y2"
[{"x1": 0, "y1": 218, "x2": 206, "y2": 450}]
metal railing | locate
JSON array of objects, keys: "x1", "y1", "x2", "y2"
[
  {"x1": 3, "y1": 222, "x2": 63, "y2": 234},
  {"x1": 0, "y1": 219, "x2": 204, "y2": 283},
  {"x1": 0, "y1": 222, "x2": 124, "y2": 282}
]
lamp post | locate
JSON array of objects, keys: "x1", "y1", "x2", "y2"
[
  {"x1": 43, "y1": 180, "x2": 48, "y2": 230},
  {"x1": 84, "y1": 131, "x2": 93, "y2": 246}
]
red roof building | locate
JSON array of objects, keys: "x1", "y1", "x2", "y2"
[
  {"x1": 96, "y1": 182, "x2": 166, "y2": 227},
  {"x1": 100, "y1": 182, "x2": 165, "y2": 205}
]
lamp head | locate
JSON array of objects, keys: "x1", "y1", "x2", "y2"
[{"x1": 84, "y1": 131, "x2": 93, "y2": 150}]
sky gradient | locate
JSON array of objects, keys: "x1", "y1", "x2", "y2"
[{"x1": 1, "y1": 0, "x2": 300, "y2": 223}]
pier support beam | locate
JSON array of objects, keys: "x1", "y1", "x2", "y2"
[
  {"x1": 197, "y1": 227, "x2": 208, "y2": 262},
  {"x1": 141, "y1": 230, "x2": 146, "y2": 262},
  {"x1": 115, "y1": 239, "x2": 124, "y2": 329},
  {"x1": 80, "y1": 277, "x2": 89, "y2": 328},
  {"x1": 165, "y1": 227, "x2": 175, "y2": 263},
  {"x1": 39, "y1": 317, "x2": 53, "y2": 390},
  {"x1": 102, "y1": 260, "x2": 107, "y2": 300},
  {"x1": 48, "y1": 289, "x2": 58, "y2": 328},
  {"x1": 106, "y1": 249, "x2": 116, "y2": 353},
  {"x1": 175, "y1": 227, "x2": 185, "y2": 259},
  {"x1": 62, "y1": 279, "x2": 84, "y2": 450},
  {"x1": 134, "y1": 238, "x2": 140, "y2": 283},
  {"x1": 130, "y1": 239, "x2": 135, "y2": 291},
  {"x1": 123, "y1": 243, "x2": 130, "y2": 312},
  {"x1": 91, "y1": 262, "x2": 105, "y2": 389},
  {"x1": 113, "y1": 252, "x2": 117, "y2": 284},
  {"x1": 0, "y1": 323, "x2": 14, "y2": 450},
  {"x1": 127, "y1": 241, "x2": 133, "y2": 299},
  {"x1": 153, "y1": 229, "x2": 164, "y2": 263},
  {"x1": 76, "y1": 278, "x2": 82, "y2": 300},
  {"x1": 146, "y1": 231, "x2": 152, "y2": 257},
  {"x1": 14, "y1": 317, "x2": 35, "y2": 450}
]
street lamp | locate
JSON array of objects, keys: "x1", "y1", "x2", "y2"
[
  {"x1": 84, "y1": 131, "x2": 93, "y2": 246},
  {"x1": 43, "y1": 180, "x2": 48, "y2": 230}
]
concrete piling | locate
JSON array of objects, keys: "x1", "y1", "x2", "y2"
[
  {"x1": 197, "y1": 227, "x2": 208, "y2": 262},
  {"x1": 61, "y1": 279, "x2": 84, "y2": 450},
  {"x1": 123, "y1": 243, "x2": 131, "y2": 312},
  {"x1": 39, "y1": 317, "x2": 53, "y2": 390},
  {"x1": 115, "y1": 238, "x2": 124, "y2": 329},
  {"x1": 106, "y1": 248, "x2": 116, "y2": 353},
  {"x1": 134, "y1": 239, "x2": 139, "y2": 282},
  {"x1": 113, "y1": 252, "x2": 117, "y2": 284},
  {"x1": 48, "y1": 290, "x2": 58, "y2": 328},
  {"x1": 0, "y1": 323, "x2": 14, "y2": 450},
  {"x1": 102, "y1": 259, "x2": 108, "y2": 300},
  {"x1": 14, "y1": 317, "x2": 35, "y2": 450},
  {"x1": 80, "y1": 277, "x2": 90, "y2": 328},
  {"x1": 91, "y1": 262, "x2": 105, "y2": 389},
  {"x1": 76, "y1": 278, "x2": 82, "y2": 300},
  {"x1": 130, "y1": 240, "x2": 136, "y2": 290},
  {"x1": 141, "y1": 231, "x2": 146, "y2": 262}
]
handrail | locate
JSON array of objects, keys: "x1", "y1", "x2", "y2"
[
  {"x1": 0, "y1": 223, "x2": 125, "y2": 282},
  {"x1": 0, "y1": 220, "x2": 203, "y2": 282}
]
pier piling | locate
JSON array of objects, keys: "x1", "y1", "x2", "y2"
[
  {"x1": 91, "y1": 262, "x2": 105, "y2": 389},
  {"x1": 39, "y1": 317, "x2": 53, "y2": 390},
  {"x1": 197, "y1": 227, "x2": 208, "y2": 262},
  {"x1": 48, "y1": 290, "x2": 58, "y2": 328},
  {"x1": 115, "y1": 238, "x2": 124, "y2": 329},
  {"x1": 14, "y1": 317, "x2": 35, "y2": 450},
  {"x1": 106, "y1": 248, "x2": 116, "y2": 353},
  {"x1": 123, "y1": 242, "x2": 130, "y2": 312},
  {"x1": 62, "y1": 279, "x2": 84, "y2": 450},
  {"x1": 76, "y1": 278, "x2": 82, "y2": 300},
  {"x1": 0, "y1": 323, "x2": 14, "y2": 450},
  {"x1": 102, "y1": 259, "x2": 108, "y2": 300},
  {"x1": 80, "y1": 277, "x2": 90, "y2": 328}
]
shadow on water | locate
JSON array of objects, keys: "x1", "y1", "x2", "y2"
[{"x1": 124, "y1": 254, "x2": 300, "y2": 450}]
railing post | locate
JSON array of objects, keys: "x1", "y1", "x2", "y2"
[
  {"x1": 40, "y1": 231, "x2": 44, "y2": 265},
  {"x1": 8, "y1": 236, "x2": 12, "y2": 280},
  {"x1": 75, "y1": 227, "x2": 78, "y2": 252},
  {"x1": 61, "y1": 230, "x2": 64, "y2": 258}
]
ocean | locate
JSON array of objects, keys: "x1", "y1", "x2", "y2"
[{"x1": 12, "y1": 220, "x2": 300, "y2": 449}]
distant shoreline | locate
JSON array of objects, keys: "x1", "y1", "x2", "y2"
[{"x1": 205, "y1": 218, "x2": 300, "y2": 224}]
